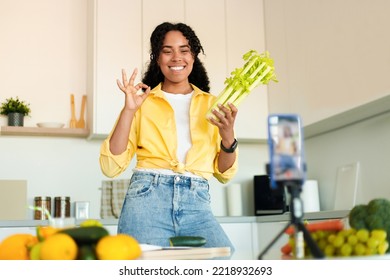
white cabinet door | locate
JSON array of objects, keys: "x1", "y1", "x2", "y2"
[
  {"x1": 88, "y1": 0, "x2": 268, "y2": 140},
  {"x1": 106, "y1": 222, "x2": 255, "y2": 259},
  {"x1": 185, "y1": 0, "x2": 227, "y2": 96},
  {"x1": 255, "y1": 221, "x2": 289, "y2": 260},
  {"x1": 187, "y1": 0, "x2": 268, "y2": 141},
  {"x1": 221, "y1": 222, "x2": 256, "y2": 259},
  {"x1": 141, "y1": 0, "x2": 185, "y2": 69},
  {"x1": 265, "y1": 0, "x2": 390, "y2": 128},
  {"x1": 88, "y1": 0, "x2": 143, "y2": 136},
  {"x1": 225, "y1": 0, "x2": 268, "y2": 140}
]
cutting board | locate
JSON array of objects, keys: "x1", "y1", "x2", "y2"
[
  {"x1": 333, "y1": 162, "x2": 360, "y2": 210},
  {"x1": 0, "y1": 180, "x2": 27, "y2": 220}
]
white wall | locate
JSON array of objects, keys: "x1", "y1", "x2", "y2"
[
  {"x1": 263, "y1": 0, "x2": 390, "y2": 211},
  {"x1": 4, "y1": 0, "x2": 388, "y2": 221},
  {"x1": 305, "y1": 111, "x2": 390, "y2": 211},
  {"x1": 0, "y1": 0, "x2": 271, "y2": 219},
  {"x1": 0, "y1": 135, "x2": 269, "y2": 219},
  {"x1": 0, "y1": 0, "x2": 87, "y2": 127}
]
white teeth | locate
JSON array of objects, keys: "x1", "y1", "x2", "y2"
[{"x1": 170, "y1": 66, "x2": 184, "y2": 71}]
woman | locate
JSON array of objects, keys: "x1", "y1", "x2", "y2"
[{"x1": 99, "y1": 22, "x2": 238, "y2": 253}]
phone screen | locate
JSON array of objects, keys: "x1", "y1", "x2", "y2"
[{"x1": 268, "y1": 114, "x2": 305, "y2": 188}]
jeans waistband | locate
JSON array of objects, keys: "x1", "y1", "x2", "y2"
[{"x1": 132, "y1": 170, "x2": 208, "y2": 185}]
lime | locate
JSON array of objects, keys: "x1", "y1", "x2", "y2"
[{"x1": 29, "y1": 242, "x2": 42, "y2": 260}]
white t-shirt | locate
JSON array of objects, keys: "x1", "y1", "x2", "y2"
[{"x1": 163, "y1": 91, "x2": 193, "y2": 163}]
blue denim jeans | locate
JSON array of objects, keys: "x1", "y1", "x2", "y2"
[{"x1": 117, "y1": 171, "x2": 235, "y2": 256}]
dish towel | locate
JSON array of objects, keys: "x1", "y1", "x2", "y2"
[{"x1": 100, "y1": 179, "x2": 130, "y2": 219}]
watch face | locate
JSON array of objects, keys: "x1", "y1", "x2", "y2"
[{"x1": 232, "y1": 139, "x2": 238, "y2": 149}]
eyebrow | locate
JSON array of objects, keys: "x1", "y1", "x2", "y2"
[{"x1": 161, "y1": 44, "x2": 190, "y2": 49}]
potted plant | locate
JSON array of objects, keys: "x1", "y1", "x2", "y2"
[{"x1": 0, "y1": 97, "x2": 31, "y2": 126}]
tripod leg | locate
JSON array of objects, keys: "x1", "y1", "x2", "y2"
[
  {"x1": 258, "y1": 222, "x2": 291, "y2": 260},
  {"x1": 296, "y1": 222, "x2": 324, "y2": 259}
]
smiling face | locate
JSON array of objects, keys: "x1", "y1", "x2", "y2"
[{"x1": 157, "y1": 30, "x2": 194, "y2": 93}]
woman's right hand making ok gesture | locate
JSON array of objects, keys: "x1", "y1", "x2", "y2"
[{"x1": 116, "y1": 68, "x2": 151, "y2": 111}]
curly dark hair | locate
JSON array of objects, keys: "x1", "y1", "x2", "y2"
[{"x1": 142, "y1": 22, "x2": 210, "y2": 92}]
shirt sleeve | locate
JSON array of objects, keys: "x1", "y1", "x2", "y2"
[
  {"x1": 99, "y1": 138, "x2": 134, "y2": 178},
  {"x1": 213, "y1": 148, "x2": 239, "y2": 184}
]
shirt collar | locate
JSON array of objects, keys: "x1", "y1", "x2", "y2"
[{"x1": 150, "y1": 82, "x2": 209, "y2": 98}]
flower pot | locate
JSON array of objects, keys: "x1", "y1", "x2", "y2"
[{"x1": 8, "y1": 112, "x2": 24, "y2": 126}]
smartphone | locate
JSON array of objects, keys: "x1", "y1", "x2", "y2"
[{"x1": 267, "y1": 114, "x2": 306, "y2": 189}]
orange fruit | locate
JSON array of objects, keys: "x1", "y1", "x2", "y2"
[
  {"x1": 0, "y1": 233, "x2": 38, "y2": 260},
  {"x1": 96, "y1": 234, "x2": 141, "y2": 260},
  {"x1": 36, "y1": 226, "x2": 58, "y2": 241},
  {"x1": 40, "y1": 233, "x2": 78, "y2": 260}
]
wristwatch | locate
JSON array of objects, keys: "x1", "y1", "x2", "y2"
[{"x1": 220, "y1": 138, "x2": 238, "y2": 153}]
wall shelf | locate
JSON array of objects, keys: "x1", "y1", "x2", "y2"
[{"x1": 0, "y1": 126, "x2": 90, "y2": 138}]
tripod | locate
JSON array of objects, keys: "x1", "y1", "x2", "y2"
[{"x1": 258, "y1": 180, "x2": 324, "y2": 259}]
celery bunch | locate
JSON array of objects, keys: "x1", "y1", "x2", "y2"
[{"x1": 206, "y1": 50, "x2": 277, "y2": 120}]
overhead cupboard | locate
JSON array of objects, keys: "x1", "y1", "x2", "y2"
[
  {"x1": 263, "y1": 0, "x2": 390, "y2": 138},
  {"x1": 87, "y1": 0, "x2": 269, "y2": 141}
]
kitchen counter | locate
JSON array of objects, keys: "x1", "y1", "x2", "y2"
[{"x1": 0, "y1": 210, "x2": 349, "y2": 228}]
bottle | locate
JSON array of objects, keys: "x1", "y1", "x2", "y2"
[
  {"x1": 54, "y1": 196, "x2": 71, "y2": 218},
  {"x1": 34, "y1": 196, "x2": 51, "y2": 220}
]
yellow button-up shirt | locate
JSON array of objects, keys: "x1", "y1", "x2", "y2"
[{"x1": 99, "y1": 83, "x2": 238, "y2": 184}]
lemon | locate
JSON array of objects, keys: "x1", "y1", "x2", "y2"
[
  {"x1": 40, "y1": 233, "x2": 78, "y2": 260},
  {"x1": 80, "y1": 219, "x2": 103, "y2": 227},
  {"x1": 96, "y1": 234, "x2": 141, "y2": 260}
]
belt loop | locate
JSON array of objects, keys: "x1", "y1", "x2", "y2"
[{"x1": 153, "y1": 173, "x2": 159, "y2": 185}]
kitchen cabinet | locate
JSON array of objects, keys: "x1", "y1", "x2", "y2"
[
  {"x1": 87, "y1": 0, "x2": 143, "y2": 138},
  {"x1": 264, "y1": 0, "x2": 390, "y2": 138},
  {"x1": 88, "y1": 0, "x2": 269, "y2": 141},
  {"x1": 255, "y1": 221, "x2": 289, "y2": 259},
  {"x1": 224, "y1": 0, "x2": 269, "y2": 140},
  {"x1": 0, "y1": 211, "x2": 348, "y2": 259},
  {"x1": 222, "y1": 222, "x2": 257, "y2": 259},
  {"x1": 106, "y1": 222, "x2": 255, "y2": 259},
  {"x1": 141, "y1": 0, "x2": 185, "y2": 68}
]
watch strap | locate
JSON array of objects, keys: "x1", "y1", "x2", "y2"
[{"x1": 220, "y1": 138, "x2": 238, "y2": 153}]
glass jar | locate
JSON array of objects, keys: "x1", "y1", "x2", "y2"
[
  {"x1": 34, "y1": 196, "x2": 51, "y2": 220},
  {"x1": 54, "y1": 196, "x2": 71, "y2": 218}
]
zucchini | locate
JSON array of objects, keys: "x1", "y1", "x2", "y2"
[
  {"x1": 59, "y1": 226, "x2": 109, "y2": 245},
  {"x1": 169, "y1": 236, "x2": 207, "y2": 247},
  {"x1": 77, "y1": 245, "x2": 97, "y2": 260}
]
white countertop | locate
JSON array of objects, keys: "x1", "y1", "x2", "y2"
[{"x1": 0, "y1": 210, "x2": 349, "y2": 228}]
